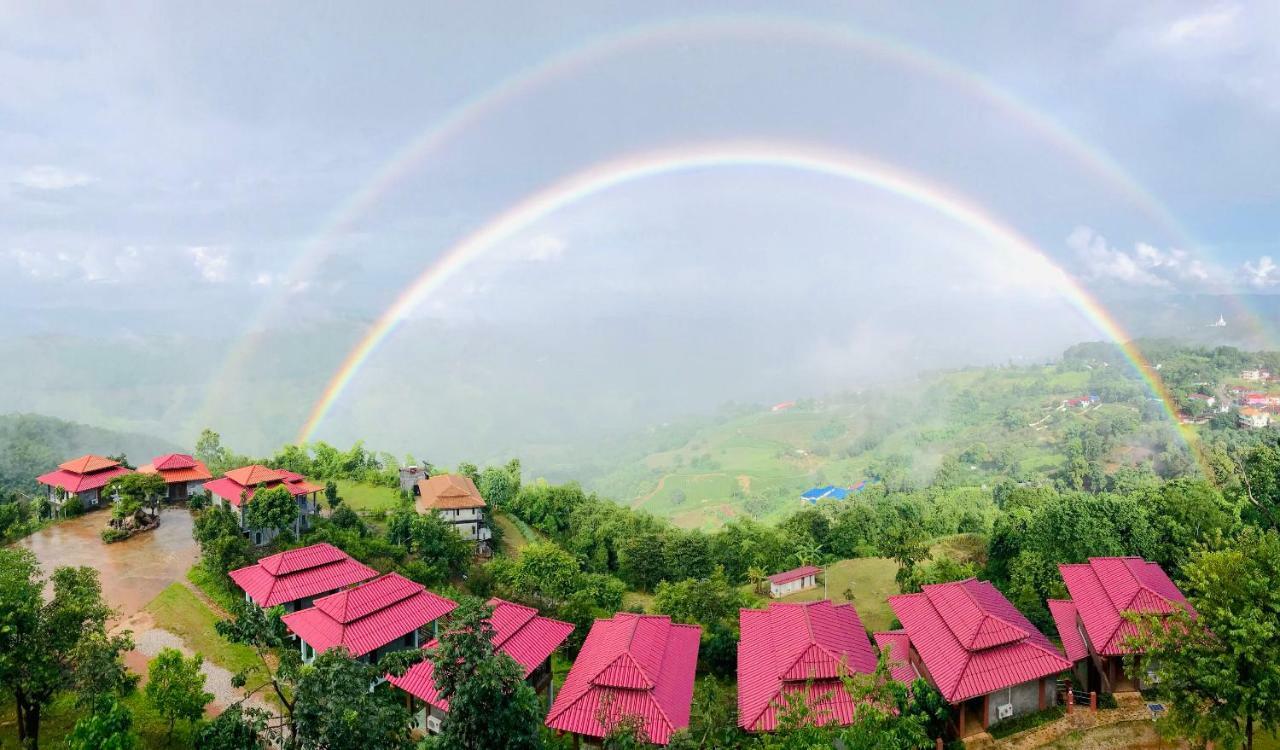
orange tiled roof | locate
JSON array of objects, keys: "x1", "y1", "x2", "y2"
[
  {"x1": 58, "y1": 455, "x2": 120, "y2": 474},
  {"x1": 223, "y1": 465, "x2": 285, "y2": 487},
  {"x1": 416, "y1": 474, "x2": 486, "y2": 511}
]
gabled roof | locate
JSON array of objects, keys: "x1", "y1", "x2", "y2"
[
  {"x1": 873, "y1": 630, "x2": 919, "y2": 684},
  {"x1": 416, "y1": 474, "x2": 486, "y2": 511},
  {"x1": 1058, "y1": 557, "x2": 1192, "y2": 657},
  {"x1": 281, "y1": 573, "x2": 457, "y2": 658},
  {"x1": 38, "y1": 455, "x2": 131, "y2": 494},
  {"x1": 546, "y1": 613, "x2": 700, "y2": 746},
  {"x1": 227, "y1": 543, "x2": 379, "y2": 608},
  {"x1": 1046, "y1": 600, "x2": 1088, "y2": 662},
  {"x1": 224, "y1": 464, "x2": 284, "y2": 487},
  {"x1": 889, "y1": 579, "x2": 1070, "y2": 703},
  {"x1": 59, "y1": 454, "x2": 120, "y2": 474},
  {"x1": 738, "y1": 601, "x2": 877, "y2": 732},
  {"x1": 767, "y1": 565, "x2": 821, "y2": 586},
  {"x1": 387, "y1": 598, "x2": 574, "y2": 711},
  {"x1": 205, "y1": 465, "x2": 322, "y2": 506},
  {"x1": 138, "y1": 454, "x2": 213, "y2": 484}
]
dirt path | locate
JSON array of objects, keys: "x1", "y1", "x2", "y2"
[
  {"x1": 128, "y1": 620, "x2": 273, "y2": 716},
  {"x1": 968, "y1": 693, "x2": 1164, "y2": 750}
]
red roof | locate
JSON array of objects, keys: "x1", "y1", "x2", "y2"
[
  {"x1": 227, "y1": 543, "x2": 378, "y2": 608},
  {"x1": 37, "y1": 454, "x2": 131, "y2": 494},
  {"x1": 1046, "y1": 600, "x2": 1088, "y2": 662},
  {"x1": 888, "y1": 579, "x2": 1071, "y2": 703},
  {"x1": 1058, "y1": 557, "x2": 1192, "y2": 657},
  {"x1": 205, "y1": 465, "x2": 322, "y2": 506},
  {"x1": 387, "y1": 598, "x2": 574, "y2": 711},
  {"x1": 738, "y1": 601, "x2": 877, "y2": 732},
  {"x1": 138, "y1": 454, "x2": 212, "y2": 484},
  {"x1": 281, "y1": 573, "x2": 457, "y2": 658},
  {"x1": 873, "y1": 630, "x2": 920, "y2": 684},
  {"x1": 767, "y1": 565, "x2": 821, "y2": 586},
  {"x1": 545, "y1": 613, "x2": 700, "y2": 746},
  {"x1": 224, "y1": 464, "x2": 284, "y2": 486}
]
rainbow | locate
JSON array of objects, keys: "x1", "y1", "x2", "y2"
[
  {"x1": 200, "y1": 12, "x2": 1249, "y2": 428},
  {"x1": 294, "y1": 140, "x2": 1199, "y2": 465}
]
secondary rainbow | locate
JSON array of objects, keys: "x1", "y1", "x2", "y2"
[
  {"x1": 202, "y1": 12, "x2": 1247, "y2": 428},
  {"x1": 294, "y1": 140, "x2": 1196, "y2": 459}
]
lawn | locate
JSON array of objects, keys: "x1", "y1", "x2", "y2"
[
  {"x1": 144, "y1": 582, "x2": 263, "y2": 682},
  {"x1": 754, "y1": 556, "x2": 901, "y2": 632},
  {"x1": 334, "y1": 479, "x2": 403, "y2": 513},
  {"x1": 0, "y1": 690, "x2": 201, "y2": 748},
  {"x1": 492, "y1": 510, "x2": 540, "y2": 556}
]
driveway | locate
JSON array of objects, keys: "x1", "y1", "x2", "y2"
[{"x1": 15, "y1": 506, "x2": 198, "y2": 617}]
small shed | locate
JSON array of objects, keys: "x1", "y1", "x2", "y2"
[{"x1": 768, "y1": 565, "x2": 821, "y2": 598}]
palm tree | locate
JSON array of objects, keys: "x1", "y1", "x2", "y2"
[
  {"x1": 746, "y1": 566, "x2": 767, "y2": 595},
  {"x1": 795, "y1": 541, "x2": 823, "y2": 568}
]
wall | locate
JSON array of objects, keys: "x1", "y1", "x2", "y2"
[{"x1": 986, "y1": 676, "x2": 1056, "y2": 725}]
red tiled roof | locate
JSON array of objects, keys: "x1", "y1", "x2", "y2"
[
  {"x1": 281, "y1": 573, "x2": 456, "y2": 658},
  {"x1": 224, "y1": 464, "x2": 285, "y2": 487},
  {"x1": 37, "y1": 463, "x2": 132, "y2": 494},
  {"x1": 205, "y1": 465, "x2": 322, "y2": 506},
  {"x1": 546, "y1": 613, "x2": 700, "y2": 746},
  {"x1": 738, "y1": 601, "x2": 877, "y2": 732},
  {"x1": 767, "y1": 565, "x2": 821, "y2": 586},
  {"x1": 139, "y1": 454, "x2": 212, "y2": 484},
  {"x1": 387, "y1": 598, "x2": 574, "y2": 711},
  {"x1": 873, "y1": 630, "x2": 920, "y2": 685},
  {"x1": 58, "y1": 454, "x2": 119, "y2": 474},
  {"x1": 888, "y1": 579, "x2": 1071, "y2": 703},
  {"x1": 227, "y1": 543, "x2": 378, "y2": 608},
  {"x1": 1047, "y1": 600, "x2": 1088, "y2": 662},
  {"x1": 1058, "y1": 557, "x2": 1192, "y2": 657}
]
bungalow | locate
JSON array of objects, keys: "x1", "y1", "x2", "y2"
[
  {"x1": 873, "y1": 630, "x2": 922, "y2": 684},
  {"x1": 227, "y1": 542, "x2": 378, "y2": 613},
  {"x1": 137, "y1": 453, "x2": 212, "y2": 502},
  {"x1": 545, "y1": 613, "x2": 700, "y2": 747},
  {"x1": 203, "y1": 465, "x2": 324, "y2": 546},
  {"x1": 889, "y1": 579, "x2": 1071, "y2": 738},
  {"x1": 388, "y1": 598, "x2": 574, "y2": 735},
  {"x1": 36, "y1": 455, "x2": 132, "y2": 514},
  {"x1": 281, "y1": 572, "x2": 457, "y2": 665},
  {"x1": 416, "y1": 474, "x2": 491, "y2": 554},
  {"x1": 738, "y1": 601, "x2": 877, "y2": 732},
  {"x1": 767, "y1": 565, "x2": 820, "y2": 598},
  {"x1": 1239, "y1": 407, "x2": 1270, "y2": 429},
  {"x1": 1051, "y1": 557, "x2": 1192, "y2": 694}
]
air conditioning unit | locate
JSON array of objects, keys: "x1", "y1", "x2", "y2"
[
  {"x1": 426, "y1": 715, "x2": 443, "y2": 734},
  {"x1": 997, "y1": 703, "x2": 1014, "y2": 720}
]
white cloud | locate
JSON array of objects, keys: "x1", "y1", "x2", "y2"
[
  {"x1": 510, "y1": 233, "x2": 567, "y2": 263},
  {"x1": 4, "y1": 245, "x2": 146, "y2": 283},
  {"x1": 13, "y1": 165, "x2": 96, "y2": 191},
  {"x1": 1162, "y1": 4, "x2": 1240, "y2": 45},
  {"x1": 1067, "y1": 226, "x2": 1218, "y2": 289},
  {"x1": 1241, "y1": 256, "x2": 1280, "y2": 288},
  {"x1": 189, "y1": 246, "x2": 230, "y2": 282}
]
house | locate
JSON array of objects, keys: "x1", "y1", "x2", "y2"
[
  {"x1": 137, "y1": 453, "x2": 212, "y2": 502},
  {"x1": 1051, "y1": 557, "x2": 1192, "y2": 694},
  {"x1": 203, "y1": 465, "x2": 324, "y2": 546},
  {"x1": 416, "y1": 474, "x2": 491, "y2": 554},
  {"x1": 388, "y1": 598, "x2": 574, "y2": 735},
  {"x1": 36, "y1": 455, "x2": 132, "y2": 514},
  {"x1": 873, "y1": 630, "x2": 922, "y2": 684},
  {"x1": 799, "y1": 485, "x2": 849, "y2": 504},
  {"x1": 1239, "y1": 407, "x2": 1270, "y2": 429},
  {"x1": 227, "y1": 542, "x2": 378, "y2": 613},
  {"x1": 1244, "y1": 392, "x2": 1269, "y2": 407},
  {"x1": 738, "y1": 601, "x2": 877, "y2": 732},
  {"x1": 545, "y1": 613, "x2": 700, "y2": 746},
  {"x1": 281, "y1": 572, "x2": 457, "y2": 665},
  {"x1": 888, "y1": 579, "x2": 1071, "y2": 738},
  {"x1": 1241, "y1": 368, "x2": 1271, "y2": 381},
  {"x1": 767, "y1": 565, "x2": 820, "y2": 598},
  {"x1": 1186, "y1": 393, "x2": 1216, "y2": 408},
  {"x1": 770, "y1": 400, "x2": 796, "y2": 413},
  {"x1": 399, "y1": 465, "x2": 425, "y2": 495}
]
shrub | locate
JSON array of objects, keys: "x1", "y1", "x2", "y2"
[
  {"x1": 1096, "y1": 692, "x2": 1118, "y2": 710},
  {"x1": 101, "y1": 527, "x2": 131, "y2": 544},
  {"x1": 63, "y1": 497, "x2": 85, "y2": 517}
]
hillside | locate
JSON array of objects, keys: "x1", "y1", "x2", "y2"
[{"x1": 0, "y1": 413, "x2": 182, "y2": 496}]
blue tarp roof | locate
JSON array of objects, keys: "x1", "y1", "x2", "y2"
[{"x1": 800, "y1": 480, "x2": 877, "y2": 504}]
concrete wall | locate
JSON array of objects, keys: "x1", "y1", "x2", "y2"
[{"x1": 986, "y1": 676, "x2": 1056, "y2": 726}]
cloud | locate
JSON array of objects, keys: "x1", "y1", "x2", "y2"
[
  {"x1": 4, "y1": 245, "x2": 147, "y2": 283},
  {"x1": 13, "y1": 165, "x2": 96, "y2": 191},
  {"x1": 1162, "y1": 4, "x2": 1240, "y2": 45},
  {"x1": 1067, "y1": 226, "x2": 1216, "y2": 289},
  {"x1": 189, "y1": 246, "x2": 230, "y2": 282},
  {"x1": 509, "y1": 233, "x2": 567, "y2": 263},
  {"x1": 1241, "y1": 256, "x2": 1280, "y2": 288}
]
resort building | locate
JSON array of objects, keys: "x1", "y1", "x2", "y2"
[
  {"x1": 203, "y1": 464, "x2": 324, "y2": 546},
  {"x1": 36, "y1": 454, "x2": 132, "y2": 513},
  {"x1": 388, "y1": 598, "x2": 574, "y2": 735},
  {"x1": 545, "y1": 613, "x2": 700, "y2": 747},
  {"x1": 889, "y1": 579, "x2": 1071, "y2": 738},
  {"x1": 1051, "y1": 557, "x2": 1192, "y2": 694},
  {"x1": 281, "y1": 573, "x2": 457, "y2": 665},
  {"x1": 137, "y1": 453, "x2": 212, "y2": 502},
  {"x1": 767, "y1": 565, "x2": 820, "y2": 598},
  {"x1": 738, "y1": 600, "x2": 877, "y2": 732},
  {"x1": 415, "y1": 473, "x2": 491, "y2": 554},
  {"x1": 873, "y1": 630, "x2": 922, "y2": 684},
  {"x1": 228, "y1": 542, "x2": 378, "y2": 613}
]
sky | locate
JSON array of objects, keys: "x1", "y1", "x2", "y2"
[{"x1": 1, "y1": 1, "x2": 1278, "y2": 454}]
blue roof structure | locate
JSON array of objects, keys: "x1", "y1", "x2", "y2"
[{"x1": 800, "y1": 480, "x2": 877, "y2": 504}]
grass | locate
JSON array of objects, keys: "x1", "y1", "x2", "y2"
[
  {"x1": 144, "y1": 582, "x2": 263, "y2": 682},
  {"x1": 187, "y1": 565, "x2": 243, "y2": 614},
  {"x1": 0, "y1": 690, "x2": 201, "y2": 748},
  {"x1": 334, "y1": 479, "x2": 403, "y2": 513},
  {"x1": 751, "y1": 556, "x2": 901, "y2": 632},
  {"x1": 988, "y1": 705, "x2": 1066, "y2": 739},
  {"x1": 1033, "y1": 720, "x2": 1177, "y2": 750},
  {"x1": 492, "y1": 510, "x2": 540, "y2": 556}
]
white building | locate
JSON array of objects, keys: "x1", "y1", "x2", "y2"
[
  {"x1": 768, "y1": 565, "x2": 821, "y2": 598},
  {"x1": 416, "y1": 473, "x2": 492, "y2": 554}
]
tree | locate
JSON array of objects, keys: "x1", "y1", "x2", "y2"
[
  {"x1": 66, "y1": 697, "x2": 139, "y2": 750},
  {"x1": 192, "y1": 504, "x2": 252, "y2": 579},
  {"x1": 478, "y1": 466, "x2": 517, "y2": 509},
  {"x1": 70, "y1": 631, "x2": 139, "y2": 717},
  {"x1": 324, "y1": 480, "x2": 341, "y2": 513},
  {"x1": 291, "y1": 649, "x2": 416, "y2": 750},
  {"x1": 653, "y1": 567, "x2": 751, "y2": 676},
  {"x1": 1131, "y1": 528, "x2": 1280, "y2": 750},
  {"x1": 195, "y1": 429, "x2": 231, "y2": 473},
  {"x1": 245, "y1": 485, "x2": 300, "y2": 539},
  {"x1": 0, "y1": 549, "x2": 112, "y2": 749},
  {"x1": 194, "y1": 704, "x2": 270, "y2": 750},
  {"x1": 107, "y1": 472, "x2": 168, "y2": 522},
  {"x1": 145, "y1": 648, "x2": 213, "y2": 745},
  {"x1": 215, "y1": 600, "x2": 299, "y2": 739},
  {"x1": 429, "y1": 598, "x2": 544, "y2": 749},
  {"x1": 408, "y1": 511, "x2": 472, "y2": 582},
  {"x1": 878, "y1": 509, "x2": 931, "y2": 592}
]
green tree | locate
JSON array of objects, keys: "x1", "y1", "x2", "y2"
[
  {"x1": 653, "y1": 567, "x2": 750, "y2": 676},
  {"x1": 66, "y1": 697, "x2": 139, "y2": 750},
  {"x1": 107, "y1": 472, "x2": 168, "y2": 522},
  {"x1": 145, "y1": 648, "x2": 213, "y2": 746},
  {"x1": 215, "y1": 600, "x2": 298, "y2": 739},
  {"x1": 478, "y1": 466, "x2": 517, "y2": 508},
  {"x1": 324, "y1": 480, "x2": 341, "y2": 513},
  {"x1": 194, "y1": 429, "x2": 231, "y2": 473},
  {"x1": 291, "y1": 649, "x2": 416, "y2": 750},
  {"x1": 244, "y1": 485, "x2": 300, "y2": 539},
  {"x1": 409, "y1": 512, "x2": 472, "y2": 582},
  {"x1": 878, "y1": 509, "x2": 931, "y2": 592},
  {"x1": 0, "y1": 549, "x2": 112, "y2": 749},
  {"x1": 1131, "y1": 528, "x2": 1280, "y2": 750},
  {"x1": 194, "y1": 704, "x2": 270, "y2": 750},
  {"x1": 429, "y1": 598, "x2": 544, "y2": 749},
  {"x1": 70, "y1": 631, "x2": 139, "y2": 717},
  {"x1": 192, "y1": 504, "x2": 252, "y2": 579}
]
